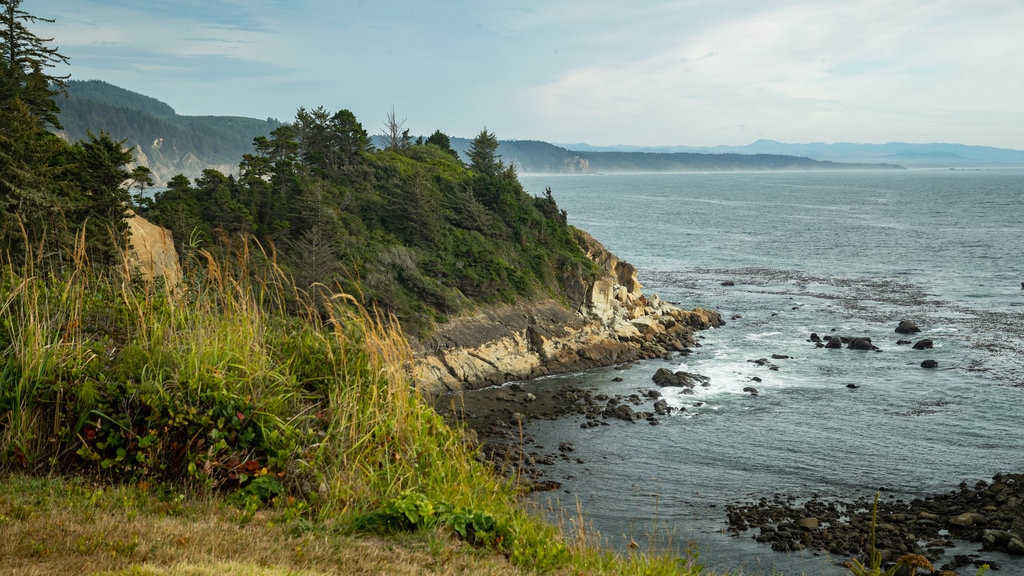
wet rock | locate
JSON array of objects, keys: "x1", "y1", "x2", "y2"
[
  {"x1": 742, "y1": 386, "x2": 759, "y2": 396},
  {"x1": 913, "y1": 339, "x2": 934, "y2": 350},
  {"x1": 652, "y1": 367, "x2": 710, "y2": 388},
  {"x1": 849, "y1": 337, "x2": 880, "y2": 351},
  {"x1": 921, "y1": 359, "x2": 939, "y2": 368},
  {"x1": 611, "y1": 404, "x2": 641, "y2": 423},
  {"x1": 949, "y1": 512, "x2": 986, "y2": 528},
  {"x1": 896, "y1": 320, "x2": 922, "y2": 334},
  {"x1": 824, "y1": 336, "x2": 844, "y2": 349},
  {"x1": 798, "y1": 517, "x2": 819, "y2": 531}
]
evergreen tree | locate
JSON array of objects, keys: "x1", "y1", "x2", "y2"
[
  {"x1": 425, "y1": 129, "x2": 460, "y2": 161},
  {"x1": 0, "y1": 0, "x2": 69, "y2": 128},
  {"x1": 67, "y1": 132, "x2": 134, "y2": 265},
  {"x1": 467, "y1": 128, "x2": 502, "y2": 176}
]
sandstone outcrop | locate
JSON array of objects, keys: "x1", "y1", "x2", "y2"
[
  {"x1": 125, "y1": 210, "x2": 181, "y2": 286},
  {"x1": 413, "y1": 231, "x2": 722, "y2": 396}
]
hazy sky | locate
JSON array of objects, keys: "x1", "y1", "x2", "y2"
[{"x1": 39, "y1": 0, "x2": 1024, "y2": 148}]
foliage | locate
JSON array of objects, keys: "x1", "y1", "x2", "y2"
[
  {"x1": 142, "y1": 108, "x2": 600, "y2": 335},
  {"x1": 1, "y1": 8, "x2": 137, "y2": 271},
  {"x1": 1, "y1": 0, "x2": 69, "y2": 128}
]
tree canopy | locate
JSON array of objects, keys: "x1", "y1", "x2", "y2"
[
  {"x1": 141, "y1": 109, "x2": 598, "y2": 334},
  {"x1": 1, "y1": 1, "x2": 135, "y2": 268}
]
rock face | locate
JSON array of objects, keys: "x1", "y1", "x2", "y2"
[
  {"x1": 125, "y1": 210, "x2": 181, "y2": 286},
  {"x1": 413, "y1": 231, "x2": 723, "y2": 396}
]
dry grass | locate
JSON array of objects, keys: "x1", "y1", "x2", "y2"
[{"x1": 0, "y1": 475, "x2": 531, "y2": 576}]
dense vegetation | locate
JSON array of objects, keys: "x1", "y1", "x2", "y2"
[
  {"x1": 138, "y1": 111, "x2": 599, "y2": 335},
  {"x1": 2, "y1": 4, "x2": 682, "y2": 573}
]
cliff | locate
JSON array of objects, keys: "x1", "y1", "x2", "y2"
[{"x1": 412, "y1": 231, "x2": 722, "y2": 396}]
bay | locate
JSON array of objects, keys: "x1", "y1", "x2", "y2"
[{"x1": 512, "y1": 170, "x2": 1024, "y2": 575}]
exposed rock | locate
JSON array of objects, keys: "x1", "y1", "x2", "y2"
[
  {"x1": 413, "y1": 232, "x2": 723, "y2": 396},
  {"x1": 797, "y1": 517, "x2": 819, "y2": 531},
  {"x1": 896, "y1": 320, "x2": 922, "y2": 334},
  {"x1": 913, "y1": 339, "x2": 935, "y2": 350},
  {"x1": 949, "y1": 512, "x2": 986, "y2": 528},
  {"x1": 849, "y1": 337, "x2": 880, "y2": 351},
  {"x1": 125, "y1": 211, "x2": 181, "y2": 286},
  {"x1": 652, "y1": 368, "x2": 710, "y2": 388},
  {"x1": 921, "y1": 359, "x2": 939, "y2": 369}
]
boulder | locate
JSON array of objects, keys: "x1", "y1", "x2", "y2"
[
  {"x1": 824, "y1": 336, "x2": 843, "y2": 349},
  {"x1": 848, "y1": 337, "x2": 879, "y2": 351},
  {"x1": 913, "y1": 339, "x2": 935, "y2": 350},
  {"x1": 798, "y1": 517, "x2": 819, "y2": 531},
  {"x1": 652, "y1": 368, "x2": 710, "y2": 388},
  {"x1": 896, "y1": 320, "x2": 922, "y2": 334},
  {"x1": 612, "y1": 404, "x2": 641, "y2": 423},
  {"x1": 949, "y1": 512, "x2": 986, "y2": 528},
  {"x1": 921, "y1": 359, "x2": 938, "y2": 369}
]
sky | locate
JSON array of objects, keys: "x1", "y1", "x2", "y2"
[{"x1": 37, "y1": 0, "x2": 1024, "y2": 149}]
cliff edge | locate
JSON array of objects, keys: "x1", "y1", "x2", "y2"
[{"x1": 413, "y1": 231, "x2": 722, "y2": 396}]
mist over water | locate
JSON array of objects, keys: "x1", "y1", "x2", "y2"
[{"x1": 515, "y1": 170, "x2": 1024, "y2": 575}]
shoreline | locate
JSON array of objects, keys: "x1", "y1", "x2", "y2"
[{"x1": 434, "y1": 362, "x2": 1024, "y2": 574}]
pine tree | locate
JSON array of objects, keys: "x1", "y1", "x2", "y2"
[
  {"x1": 467, "y1": 128, "x2": 502, "y2": 176},
  {"x1": 1, "y1": 0, "x2": 69, "y2": 128}
]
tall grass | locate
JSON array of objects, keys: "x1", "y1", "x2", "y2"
[{"x1": 0, "y1": 233, "x2": 715, "y2": 574}]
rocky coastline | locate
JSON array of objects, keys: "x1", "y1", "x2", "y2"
[
  {"x1": 438, "y1": 372, "x2": 1024, "y2": 575},
  {"x1": 411, "y1": 230, "x2": 723, "y2": 398}
]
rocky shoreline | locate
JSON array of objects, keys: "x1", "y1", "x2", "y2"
[
  {"x1": 412, "y1": 230, "x2": 723, "y2": 398},
  {"x1": 436, "y1": 373, "x2": 1024, "y2": 575},
  {"x1": 419, "y1": 233, "x2": 1022, "y2": 575},
  {"x1": 724, "y1": 474, "x2": 1024, "y2": 573}
]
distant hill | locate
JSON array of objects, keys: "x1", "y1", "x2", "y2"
[
  {"x1": 55, "y1": 80, "x2": 282, "y2": 184},
  {"x1": 449, "y1": 138, "x2": 902, "y2": 173},
  {"x1": 563, "y1": 139, "x2": 1024, "y2": 168},
  {"x1": 57, "y1": 81, "x2": 907, "y2": 182}
]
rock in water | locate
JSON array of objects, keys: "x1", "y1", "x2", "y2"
[{"x1": 895, "y1": 320, "x2": 922, "y2": 334}]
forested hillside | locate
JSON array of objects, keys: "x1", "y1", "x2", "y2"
[
  {"x1": 139, "y1": 112, "x2": 600, "y2": 335},
  {"x1": 56, "y1": 80, "x2": 281, "y2": 183},
  {"x1": 448, "y1": 138, "x2": 903, "y2": 173}
]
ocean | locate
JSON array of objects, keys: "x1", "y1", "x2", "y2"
[{"x1": 511, "y1": 169, "x2": 1024, "y2": 575}]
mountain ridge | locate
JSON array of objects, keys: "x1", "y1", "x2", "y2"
[{"x1": 561, "y1": 138, "x2": 1024, "y2": 168}]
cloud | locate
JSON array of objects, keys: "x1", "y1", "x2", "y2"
[{"x1": 530, "y1": 1, "x2": 1024, "y2": 145}]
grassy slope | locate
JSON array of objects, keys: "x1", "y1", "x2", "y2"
[{"x1": 0, "y1": 241, "x2": 711, "y2": 576}]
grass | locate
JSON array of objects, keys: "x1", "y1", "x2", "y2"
[
  {"x1": 0, "y1": 235, "x2": 716, "y2": 575},
  {"x1": 0, "y1": 474, "x2": 529, "y2": 576}
]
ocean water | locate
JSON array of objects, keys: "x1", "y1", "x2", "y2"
[{"x1": 513, "y1": 170, "x2": 1024, "y2": 575}]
